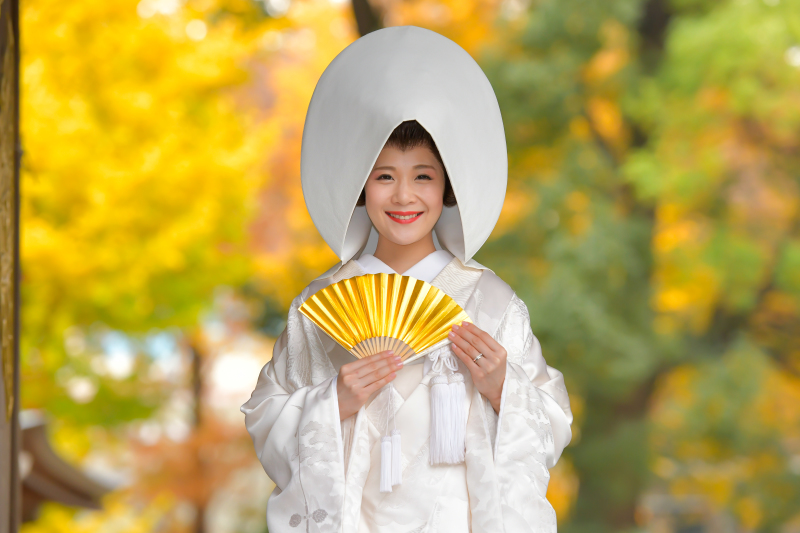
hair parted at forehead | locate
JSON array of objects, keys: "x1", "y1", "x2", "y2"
[
  {"x1": 385, "y1": 120, "x2": 442, "y2": 153},
  {"x1": 356, "y1": 120, "x2": 457, "y2": 208}
]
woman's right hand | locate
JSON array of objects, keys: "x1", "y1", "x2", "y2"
[{"x1": 337, "y1": 350, "x2": 402, "y2": 420}]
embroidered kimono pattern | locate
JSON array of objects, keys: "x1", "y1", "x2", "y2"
[{"x1": 241, "y1": 257, "x2": 573, "y2": 532}]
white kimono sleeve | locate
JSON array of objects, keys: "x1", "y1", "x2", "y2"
[
  {"x1": 240, "y1": 295, "x2": 347, "y2": 533},
  {"x1": 490, "y1": 294, "x2": 573, "y2": 530}
]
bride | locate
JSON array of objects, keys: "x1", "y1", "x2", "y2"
[{"x1": 241, "y1": 26, "x2": 573, "y2": 533}]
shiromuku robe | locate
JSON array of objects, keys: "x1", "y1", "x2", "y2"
[{"x1": 240, "y1": 252, "x2": 573, "y2": 533}]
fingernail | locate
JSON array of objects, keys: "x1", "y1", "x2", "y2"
[
  {"x1": 387, "y1": 351, "x2": 394, "y2": 355},
  {"x1": 452, "y1": 324, "x2": 459, "y2": 330},
  {"x1": 448, "y1": 332, "x2": 455, "y2": 338}
]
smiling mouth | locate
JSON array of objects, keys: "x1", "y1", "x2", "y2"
[{"x1": 386, "y1": 211, "x2": 423, "y2": 224}]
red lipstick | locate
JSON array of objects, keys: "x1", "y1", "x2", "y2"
[{"x1": 385, "y1": 211, "x2": 424, "y2": 224}]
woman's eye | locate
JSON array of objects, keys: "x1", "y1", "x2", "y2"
[
  {"x1": 416, "y1": 174, "x2": 432, "y2": 181},
  {"x1": 376, "y1": 174, "x2": 393, "y2": 181}
]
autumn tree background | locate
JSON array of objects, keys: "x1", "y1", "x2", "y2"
[{"x1": 18, "y1": 0, "x2": 800, "y2": 532}]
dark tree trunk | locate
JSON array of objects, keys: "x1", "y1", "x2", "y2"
[
  {"x1": 638, "y1": 0, "x2": 671, "y2": 52},
  {"x1": 351, "y1": 0, "x2": 382, "y2": 37}
]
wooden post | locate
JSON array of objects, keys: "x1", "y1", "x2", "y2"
[
  {"x1": 0, "y1": 0, "x2": 21, "y2": 531},
  {"x1": 189, "y1": 340, "x2": 206, "y2": 533}
]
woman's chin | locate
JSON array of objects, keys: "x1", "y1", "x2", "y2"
[{"x1": 378, "y1": 227, "x2": 435, "y2": 248}]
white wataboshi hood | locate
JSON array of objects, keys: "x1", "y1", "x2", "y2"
[{"x1": 300, "y1": 26, "x2": 507, "y2": 268}]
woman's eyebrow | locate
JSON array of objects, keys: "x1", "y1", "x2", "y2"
[{"x1": 372, "y1": 164, "x2": 437, "y2": 171}]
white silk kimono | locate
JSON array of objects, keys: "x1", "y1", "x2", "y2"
[{"x1": 240, "y1": 252, "x2": 573, "y2": 533}]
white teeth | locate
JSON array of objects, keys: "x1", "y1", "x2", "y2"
[{"x1": 388, "y1": 213, "x2": 422, "y2": 220}]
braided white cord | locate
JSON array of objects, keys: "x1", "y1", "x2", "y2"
[{"x1": 427, "y1": 344, "x2": 458, "y2": 375}]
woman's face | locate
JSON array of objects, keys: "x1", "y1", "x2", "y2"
[{"x1": 364, "y1": 145, "x2": 446, "y2": 246}]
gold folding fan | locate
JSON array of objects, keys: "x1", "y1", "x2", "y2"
[{"x1": 299, "y1": 273, "x2": 471, "y2": 362}]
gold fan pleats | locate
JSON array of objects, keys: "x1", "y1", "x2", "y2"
[{"x1": 298, "y1": 273, "x2": 470, "y2": 361}]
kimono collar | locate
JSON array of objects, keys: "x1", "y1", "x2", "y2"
[
  {"x1": 313, "y1": 252, "x2": 488, "y2": 281},
  {"x1": 301, "y1": 26, "x2": 507, "y2": 267},
  {"x1": 356, "y1": 250, "x2": 454, "y2": 283}
]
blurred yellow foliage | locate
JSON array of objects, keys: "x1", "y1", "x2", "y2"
[
  {"x1": 20, "y1": 0, "x2": 293, "y2": 529},
  {"x1": 568, "y1": 117, "x2": 592, "y2": 141},
  {"x1": 546, "y1": 456, "x2": 579, "y2": 522},
  {"x1": 651, "y1": 350, "x2": 800, "y2": 529},
  {"x1": 586, "y1": 96, "x2": 627, "y2": 155},
  {"x1": 492, "y1": 187, "x2": 535, "y2": 238},
  {"x1": 736, "y1": 497, "x2": 763, "y2": 530},
  {"x1": 385, "y1": 0, "x2": 503, "y2": 55},
  {"x1": 653, "y1": 264, "x2": 720, "y2": 333},
  {"x1": 20, "y1": 0, "x2": 277, "y2": 349},
  {"x1": 21, "y1": 492, "x2": 172, "y2": 533},
  {"x1": 583, "y1": 18, "x2": 629, "y2": 83}
]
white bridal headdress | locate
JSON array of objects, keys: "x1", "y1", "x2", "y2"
[{"x1": 301, "y1": 26, "x2": 508, "y2": 268}]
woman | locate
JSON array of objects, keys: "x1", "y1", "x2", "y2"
[{"x1": 241, "y1": 26, "x2": 573, "y2": 533}]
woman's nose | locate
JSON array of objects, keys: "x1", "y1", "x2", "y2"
[{"x1": 392, "y1": 176, "x2": 415, "y2": 204}]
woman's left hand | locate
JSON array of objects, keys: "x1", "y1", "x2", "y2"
[{"x1": 448, "y1": 322, "x2": 506, "y2": 414}]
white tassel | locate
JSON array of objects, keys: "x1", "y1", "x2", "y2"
[
  {"x1": 391, "y1": 429, "x2": 402, "y2": 486},
  {"x1": 428, "y1": 348, "x2": 467, "y2": 466},
  {"x1": 448, "y1": 372, "x2": 466, "y2": 463},
  {"x1": 380, "y1": 436, "x2": 393, "y2": 493},
  {"x1": 430, "y1": 373, "x2": 452, "y2": 465}
]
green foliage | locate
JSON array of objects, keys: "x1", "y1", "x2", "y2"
[{"x1": 480, "y1": 0, "x2": 800, "y2": 529}]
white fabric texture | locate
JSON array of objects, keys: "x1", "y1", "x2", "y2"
[
  {"x1": 240, "y1": 257, "x2": 573, "y2": 532},
  {"x1": 355, "y1": 250, "x2": 454, "y2": 283},
  {"x1": 301, "y1": 26, "x2": 507, "y2": 266}
]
